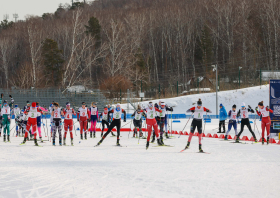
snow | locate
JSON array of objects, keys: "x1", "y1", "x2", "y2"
[
  {"x1": 1, "y1": 85, "x2": 280, "y2": 198},
  {"x1": 121, "y1": 85, "x2": 270, "y2": 114},
  {"x1": 1, "y1": 117, "x2": 280, "y2": 198}
]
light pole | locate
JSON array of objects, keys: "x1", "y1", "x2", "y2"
[
  {"x1": 212, "y1": 65, "x2": 218, "y2": 117},
  {"x1": 239, "y1": 66, "x2": 242, "y2": 89}
]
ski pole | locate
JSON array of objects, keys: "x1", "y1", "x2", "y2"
[
  {"x1": 128, "y1": 119, "x2": 133, "y2": 138},
  {"x1": 46, "y1": 114, "x2": 49, "y2": 141},
  {"x1": 122, "y1": 120, "x2": 133, "y2": 128},
  {"x1": 178, "y1": 113, "x2": 193, "y2": 138}
]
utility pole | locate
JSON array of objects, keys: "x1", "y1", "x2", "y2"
[{"x1": 212, "y1": 65, "x2": 218, "y2": 117}]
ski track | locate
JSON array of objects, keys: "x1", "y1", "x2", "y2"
[{"x1": 0, "y1": 119, "x2": 280, "y2": 198}]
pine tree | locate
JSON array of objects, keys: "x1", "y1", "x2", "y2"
[{"x1": 41, "y1": 39, "x2": 64, "y2": 86}]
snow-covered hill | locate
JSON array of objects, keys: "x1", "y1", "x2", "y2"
[{"x1": 122, "y1": 85, "x2": 269, "y2": 114}]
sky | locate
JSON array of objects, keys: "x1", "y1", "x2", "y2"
[{"x1": 0, "y1": 0, "x2": 82, "y2": 21}]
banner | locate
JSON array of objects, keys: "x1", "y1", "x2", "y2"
[{"x1": 269, "y1": 80, "x2": 280, "y2": 133}]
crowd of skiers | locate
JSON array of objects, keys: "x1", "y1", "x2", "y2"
[{"x1": 0, "y1": 92, "x2": 274, "y2": 151}]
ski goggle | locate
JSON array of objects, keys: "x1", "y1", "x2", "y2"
[
  {"x1": 198, "y1": 104, "x2": 202, "y2": 106},
  {"x1": 15, "y1": 105, "x2": 18, "y2": 107},
  {"x1": 241, "y1": 106, "x2": 245, "y2": 108}
]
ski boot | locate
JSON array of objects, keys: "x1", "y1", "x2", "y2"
[
  {"x1": 165, "y1": 132, "x2": 170, "y2": 139},
  {"x1": 267, "y1": 137, "x2": 269, "y2": 145},
  {"x1": 235, "y1": 136, "x2": 240, "y2": 143},
  {"x1": 3, "y1": 134, "x2": 6, "y2": 142},
  {"x1": 157, "y1": 138, "x2": 163, "y2": 146},
  {"x1": 262, "y1": 138, "x2": 264, "y2": 145},
  {"x1": 95, "y1": 139, "x2": 103, "y2": 146},
  {"x1": 151, "y1": 135, "x2": 156, "y2": 143},
  {"x1": 254, "y1": 138, "x2": 258, "y2": 143},
  {"x1": 80, "y1": 134, "x2": 83, "y2": 140},
  {"x1": 146, "y1": 141, "x2": 149, "y2": 150},
  {"x1": 199, "y1": 144, "x2": 203, "y2": 153},
  {"x1": 93, "y1": 132, "x2": 96, "y2": 138},
  {"x1": 53, "y1": 140, "x2": 56, "y2": 146},
  {"x1": 184, "y1": 142, "x2": 190, "y2": 150},
  {"x1": 224, "y1": 135, "x2": 228, "y2": 140},
  {"x1": 16, "y1": 131, "x2": 19, "y2": 137},
  {"x1": 111, "y1": 132, "x2": 116, "y2": 136},
  {"x1": 39, "y1": 137, "x2": 43, "y2": 143},
  {"x1": 217, "y1": 130, "x2": 222, "y2": 133},
  {"x1": 7, "y1": 135, "x2": 10, "y2": 142},
  {"x1": 116, "y1": 139, "x2": 121, "y2": 146},
  {"x1": 34, "y1": 139, "x2": 39, "y2": 146},
  {"x1": 63, "y1": 138, "x2": 66, "y2": 146},
  {"x1": 59, "y1": 139, "x2": 62, "y2": 146},
  {"x1": 160, "y1": 135, "x2": 165, "y2": 145},
  {"x1": 71, "y1": 138, "x2": 74, "y2": 146},
  {"x1": 20, "y1": 137, "x2": 27, "y2": 145},
  {"x1": 84, "y1": 132, "x2": 87, "y2": 140},
  {"x1": 140, "y1": 131, "x2": 143, "y2": 138},
  {"x1": 90, "y1": 132, "x2": 93, "y2": 138}
]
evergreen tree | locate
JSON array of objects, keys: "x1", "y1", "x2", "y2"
[
  {"x1": 85, "y1": 16, "x2": 101, "y2": 41},
  {"x1": 41, "y1": 39, "x2": 65, "y2": 86}
]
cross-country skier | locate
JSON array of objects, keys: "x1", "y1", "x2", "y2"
[
  {"x1": 13, "y1": 104, "x2": 21, "y2": 136},
  {"x1": 158, "y1": 102, "x2": 173, "y2": 145},
  {"x1": 77, "y1": 102, "x2": 90, "y2": 140},
  {"x1": 21, "y1": 102, "x2": 42, "y2": 146},
  {"x1": 89, "y1": 102, "x2": 98, "y2": 138},
  {"x1": 217, "y1": 104, "x2": 227, "y2": 133},
  {"x1": 49, "y1": 102, "x2": 54, "y2": 137},
  {"x1": 224, "y1": 104, "x2": 238, "y2": 140},
  {"x1": 164, "y1": 103, "x2": 171, "y2": 139},
  {"x1": 151, "y1": 102, "x2": 161, "y2": 143},
  {"x1": 255, "y1": 101, "x2": 273, "y2": 144},
  {"x1": 51, "y1": 102, "x2": 64, "y2": 146},
  {"x1": 184, "y1": 98, "x2": 211, "y2": 152},
  {"x1": 63, "y1": 102, "x2": 76, "y2": 146},
  {"x1": 34, "y1": 102, "x2": 48, "y2": 142},
  {"x1": 1, "y1": 95, "x2": 14, "y2": 142},
  {"x1": 142, "y1": 102, "x2": 163, "y2": 149},
  {"x1": 235, "y1": 103, "x2": 257, "y2": 143},
  {"x1": 99, "y1": 107, "x2": 115, "y2": 137},
  {"x1": 131, "y1": 104, "x2": 146, "y2": 138},
  {"x1": 23, "y1": 101, "x2": 30, "y2": 111},
  {"x1": 96, "y1": 103, "x2": 126, "y2": 146}
]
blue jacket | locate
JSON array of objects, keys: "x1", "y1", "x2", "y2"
[{"x1": 219, "y1": 106, "x2": 227, "y2": 121}]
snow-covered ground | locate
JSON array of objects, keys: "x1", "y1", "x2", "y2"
[
  {"x1": 122, "y1": 85, "x2": 270, "y2": 114},
  {"x1": 1, "y1": 118, "x2": 280, "y2": 198}
]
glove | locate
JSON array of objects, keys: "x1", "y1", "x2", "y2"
[
  {"x1": 266, "y1": 106, "x2": 270, "y2": 110},
  {"x1": 191, "y1": 110, "x2": 195, "y2": 113},
  {"x1": 255, "y1": 107, "x2": 258, "y2": 111},
  {"x1": 248, "y1": 105, "x2": 252, "y2": 109},
  {"x1": 206, "y1": 109, "x2": 210, "y2": 112}
]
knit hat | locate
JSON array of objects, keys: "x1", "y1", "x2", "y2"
[
  {"x1": 258, "y1": 101, "x2": 263, "y2": 106},
  {"x1": 241, "y1": 102, "x2": 245, "y2": 107},
  {"x1": 197, "y1": 98, "x2": 202, "y2": 105},
  {"x1": 232, "y1": 104, "x2": 236, "y2": 108},
  {"x1": 220, "y1": 104, "x2": 223, "y2": 107},
  {"x1": 32, "y1": 102, "x2": 36, "y2": 107}
]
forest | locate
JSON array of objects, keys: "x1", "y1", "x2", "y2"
[{"x1": 0, "y1": 0, "x2": 279, "y2": 98}]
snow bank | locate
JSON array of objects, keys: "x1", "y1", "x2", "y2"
[{"x1": 121, "y1": 85, "x2": 269, "y2": 114}]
